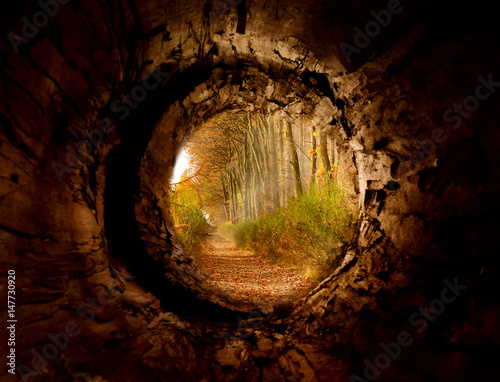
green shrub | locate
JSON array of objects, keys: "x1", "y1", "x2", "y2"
[
  {"x1": 169, "y1": 184, "x2": 211, "y2": 258},
  {"x1": 173, "y1": 206, "x2": 211, "y2": 257},
  {"x1": 226, "y1": 180, "x2": 352, "y2": 281}
]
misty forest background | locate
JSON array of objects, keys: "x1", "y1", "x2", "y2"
[{"x1": 169, "y1": 113, "x2": 353, "y2": 280}]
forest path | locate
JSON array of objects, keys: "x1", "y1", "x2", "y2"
[{"x1": 196, "y1": 233, "x2": 312, "y2": 310}]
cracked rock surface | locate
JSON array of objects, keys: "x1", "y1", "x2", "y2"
[{"x1": 1, "y1": 0, "x2": 500, "y2": 381}]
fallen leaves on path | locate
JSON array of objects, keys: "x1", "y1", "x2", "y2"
[{"x1": 196, "y1": 234, "x2": 312, "y2": 308}]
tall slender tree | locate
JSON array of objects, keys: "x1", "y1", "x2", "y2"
[
  {"x1": 319, "y1": 130, "x2": 331, "y2": 180},
  {"x1": 310, "y1": 126, "x2": 317, "y2": 188},
  {"x1": 268, "y1": 114, "x2": 280, "y2": 209},
  {"x1": 285, "y1": 120, "x2": 303, "y2": 197}
]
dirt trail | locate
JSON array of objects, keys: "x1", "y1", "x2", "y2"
[{"x1": 196, "y1": 233, "x2": 312, "y2": 309}]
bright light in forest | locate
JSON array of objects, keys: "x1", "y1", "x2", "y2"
[
  {"x1": 168, "y1": 112, "x2": 353, "y2": 293},
  {"x1": 171, "y1": 147, "x2": 191, "y2": 185}
]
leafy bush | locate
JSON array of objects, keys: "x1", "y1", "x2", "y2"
[
  {"x1": 173, "y1": 206, "x2": 211, "y2": 258},
  {"x1": 220, "y1": 220, "x2": 259, "y2": 248},
  {"x1": 225, "y1": 178, "x2": 352, "y2": 281},
  {"x1": 169, "y1": 181, "x2": 212, "y2": 258}
]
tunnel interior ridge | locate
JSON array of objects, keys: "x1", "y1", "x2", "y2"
[{"x1": 1, "y1": 0, "x2": 499, "y2": 381}]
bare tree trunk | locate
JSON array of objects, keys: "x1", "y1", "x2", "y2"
[
  {"x1": 243, "y1": 134, "x2": 251, "y2": 220},
  {"x1": 284, "y1": 123, "x2": 291, "y2": 202},
  {"x1": 252, "y1": 171, "x2": 261, "y2": 219},
  {"x1": 248, "y1": 120, "x2": 262, "y2": 219},
  {"x1": 277, "y1": 119, "x2": 285, "y2": 208},
  {"x1": 269, "y1": 115, "x2": 280, "y2": 209},
  {"x1": 330, "y1": 137, "x2": 337, "y2": 165},
  {"x1": 227, "y1": 170, "x2": 235, "y2": 224},
  {"x1": 234, "y1": 167, "x2": 245, "y2": 220},
  {"x1": 330, "y1": 137, "x2": 338, "y2": 180},
  {"x1": 259, "y1": 114, "x2": 277, "y2": 212},
  {"x1": 310, "y1": 126, "x2": 317, "y2": 188},
  {"x1": 285, "y1": 120, "x2": 303, "y2": 197},
  {"x1": 319, "y1": 130, "x2": 331, "y2": 180},
  {"x1": 221, "y1": 175, "x2": 230, "y2": 222},
  {"x1": 297, "y1": 121, "x2": 302, "y2": 167},
  {"x1": 231, "y1": 170, "x2": 239, "y2": 222}
]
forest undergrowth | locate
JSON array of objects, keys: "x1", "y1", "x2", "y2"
[
  {"x1": 220, "y1": 175, "x2": 352, "y2": 282},
  {"x1": 169, "y1": 112, "x2": 355, "y2": 283}
]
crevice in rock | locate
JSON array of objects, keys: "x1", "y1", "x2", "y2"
[{"x1": 1, "y1": 1, "x2": 499, "y2": 380}]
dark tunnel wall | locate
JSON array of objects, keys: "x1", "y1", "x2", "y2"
[{"x1": 1, "y1": 0, "x2": 500, "y2": 381}]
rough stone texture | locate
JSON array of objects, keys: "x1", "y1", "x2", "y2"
[{"x1": 1, "y1": 0, "x2": 500, "y2": 381}]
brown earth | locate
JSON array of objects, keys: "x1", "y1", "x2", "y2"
[{"x1": 195, "y1": 233, "x2": 313, "y2": 311}]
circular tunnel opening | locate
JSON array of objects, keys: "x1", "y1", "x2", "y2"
[
  {"x1": 168, "y1": 110, "x2": 358, "y2": 311},
  {"x1": 101, "y1": 60, "x2": 360, "y2": 319},
  {"x1": 2, "y1": 0, "x2": 500, "y2": 379}
]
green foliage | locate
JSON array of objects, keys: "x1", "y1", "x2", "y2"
[
  {"x1": 169, "y1": 182, "x2": 212, "y2": 258},
  {"x1": 220, "y1": 220, "x2": 259, "y2": 248},
  {"x1": 225, "y1": 179, "x2": 352, "y2": 281}
]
